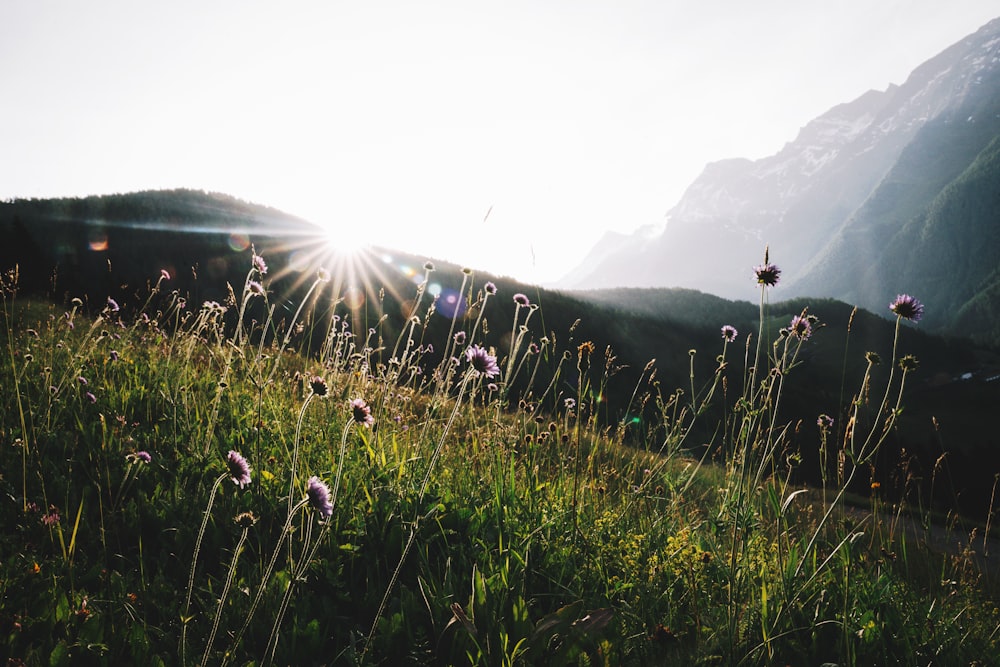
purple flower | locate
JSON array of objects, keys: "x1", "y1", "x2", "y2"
[
  {"x1": 484, "y1": 282, "x2": 497, "y2": 296},
  {"x1": 135, "y1": 450, "x2": 152, "y2": 464},
  {"x1": 753, "y1": 263, "x2": 781, "y2": 287},
  {"x1": 306, "y1": 476, "x2": 333, "y2": 518},
  {"x1": 160, "y1": 269, "x2": 171, "y2": 281},
  {"x1": 721, "y1": 325, "x2": 738, "y2": 343},
  {"x1": 513, "y1": 293, "x2": 530, "y2": 306},
  {"x1": 226, "y1": 450, "x2": 252, "y2": 489},
  {"x1": 564, "y1": 398, "x2": 576, "y2": 410},
  {"x1": 350, "y1": 398, "x2": 375, "y2": 427},
  {"x1": 789, "y1": 315, "x2": 812, "y2": 340},
  {"x1": 107, "y1": 297, "x2": 120, "y2": 312},
  {"x1": 252, "y1": 253, "x2": 268, "y2": 275},
  {"x1": 453, "y1": 331, "x2": 467, "y2": 346},
  {"x1": 248, "y1": 280, "x2": 265, "y2": 296},
  {"x1": 889, "y1": 294, "x2": 924, "y2": 322},
  {"x1": 309, "y1": 375, "x2": 329, "y2": 397},
  {"x1": 466, "y1": 345, "x2": 500, "y2": 378},
  {"x1": 817, "y1": 414, "x2": 834, "y2": 429},
  {"x1": 78, "y1": 376, "x2": 88, "y2": 386},
  {"x1": 85, "y1": 391, "x2": 97, "y2": 404},
  {"x1": 109, "y1": 350, "x2": 119, "y2": 362}
]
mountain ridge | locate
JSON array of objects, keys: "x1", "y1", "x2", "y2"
[{"x1": 559, "y1": 16, "x2": 1000, "y2": 343}]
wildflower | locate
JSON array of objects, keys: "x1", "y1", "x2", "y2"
[
  {"x1": 817, "y1": 414, "x2": 834, "y2": 429},
  {"x1": 789, "y1": 315, "x2": 812, "y2": 340},
  {"x1": 865, "y1": 351, "x2": 882, "y2": 365},
  {"x1": 309, "y1": 375, "x2": 329, "y2": 397},
  {"x1": 135, "y1": 450, "x2": 152, "y2": 464},
  {"x1": 107, "y1": 297, "x2": 120, "y2": 312},
  {"x1": 753, "y1": 263, "x2": 781, "y2": 287},
  {"x1": 889, "y1": 294, "x2": 924, "y2": 322},
  {"x1": 871, "y1": 481, "x2": 881, "y2": 491},
  {"x1": 423, "y1": 261, "x2": 435, "y2": 271},
  {"x1": 85, "y1": 392, "x2": 96, "y2": 404},
  {"x1": 529, "y1": 343, "x2": 540, "y2": 355},
  {"x1": 226, "y1": 450, "x2": 252, "y2": 489},
  {"x1": 453, "y1": 331, "x2": 467, "y2": 346},
  {"x1": 109, "y1": 350, "x2": 119, "y2": 362},
  {"x1": 350, "y1": 398, "x2": 375, "y2": 427},
  {"x1": 564, "y1": 398, "x2": 576, "y2": 410},
  {"x1": 252, "y1": 253, "x2": 268, "y2": 275},
  {"x1": 160, "y1": 269, "x2": 171, "y2": 281},
  {"x1": 78, "y1": 376, "x2": 88, "y2": 386},
  {"x1": 721, "y1": 325, "x2": 738, "y2": 342},
  {"x1": 41, "y1": 510, "x2": 60, "y2": 527},
  {"x1": 465, "y1": 345, "x2": 500, "y2": 378},
  {"x1": 234, "y1": 511, "x2": 257, "y2": 528},
  {"x1": 487, "y1": 382, "x2": 498, "y2": 392},
  {"x1": 306, "y1": 476, "x2": 333, "y2": 518},
  {"x1": 513, "y1": 293, "x2": 530, "y2": 306},
  {"x1": 247, "y1": 280, "x2": 265, "y2": 296},
  {"x1": 899, "y1": 354, "x2": 920, "y2": 372},
  {"x1": 484, "y1": 282, "x2": 497, "y2": 295}
]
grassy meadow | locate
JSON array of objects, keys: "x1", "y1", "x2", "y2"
[{"x1": 1, "y1": 250, "x2": 998, "y2": 666}]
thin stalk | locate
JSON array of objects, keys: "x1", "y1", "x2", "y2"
[
  {"x1": 225, "y1": 498, "x2": 310, "y2": 664},
  {"x1": 200, "y1": 526, "x2": 250, "y2": 667},
  {"x1": 181, "y1": 473, "x2": 227, "y2": 665},
  {"x1": 362, "y1": 370, "x2": 475, "y2": 662}
]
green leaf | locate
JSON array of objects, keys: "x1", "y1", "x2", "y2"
[{"x1": 49, "y1": 640, "x2": 69, "y2": 667}]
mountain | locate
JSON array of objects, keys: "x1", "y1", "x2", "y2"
[
  {"x1": 559, "y1": 17, "x2": 1000, "y2": 342},
  {"x1": 0, "y1": 189, "x2": 320, "y2": 303}
]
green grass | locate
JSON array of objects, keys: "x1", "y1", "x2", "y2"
[{"x1": 1, "y1": 256, "x2": 998, "y2": 666}]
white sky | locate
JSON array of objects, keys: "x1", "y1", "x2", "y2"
[{"x1": 2, "y1": 1, "x2": 997, "y2": 284}]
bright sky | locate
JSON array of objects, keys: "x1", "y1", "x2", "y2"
[{"x1": 2, "y1": 1, "x2": 997, "y2": 285}]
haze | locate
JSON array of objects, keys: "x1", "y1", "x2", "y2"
[{"x1": 1, "y1": 1, "x2": 997, "y2": 284}]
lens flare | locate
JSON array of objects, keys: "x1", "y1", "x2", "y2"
[
  {"x1": 228, "y1": 233, "x2": 250, "y2": 252},
  {"x1": 437, "y1": 288, "x2": 466, "y2": 319}
]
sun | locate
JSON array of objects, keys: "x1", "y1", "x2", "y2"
[
  {"x1": 317, "y1": 219, "x2": 371, "y2": 257},
  {"x1": 258, "y1": 219, "x2": 416, "y2": 324}
]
